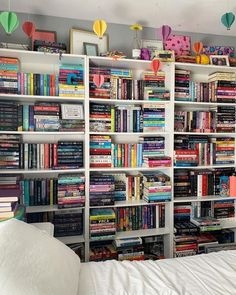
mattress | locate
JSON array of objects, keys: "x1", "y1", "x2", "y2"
[{"x1": 78, "y1": 250, "x2": 236, "y2": 295}]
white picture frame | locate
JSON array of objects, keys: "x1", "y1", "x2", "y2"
[
  {"x1": 209, "y1": 55, "x2": 229, "y2": 66},
  {"x1": 61, "y1": 104, "x2": 84, "y2": 120},
  {"x1": 141, "y1": 39, "x2": 163, "y2": 59},
  {"x1": 70, "y1": 28, "x2": 109, "y2": 55}
]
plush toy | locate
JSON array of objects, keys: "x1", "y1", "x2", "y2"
[
  {"x1": 140, "y1": 48, "x2": 151, "y2": 60},
  {"x1": 196, "y1": 54, "x2": 210, "y2": 65}
]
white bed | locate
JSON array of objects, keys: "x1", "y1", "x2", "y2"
[{"x1": 1, "y1": 219, "x2": 236, "y2": 295}]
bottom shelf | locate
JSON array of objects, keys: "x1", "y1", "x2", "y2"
[
  {"x1": 56, "y1": 235, "x2": 85, "y2": 244},
  {"x1": 116, "y1": 228, "x2": 169, "y2": 239}
]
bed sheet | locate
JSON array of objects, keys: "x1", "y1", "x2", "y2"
[{"x1": 78, "y1": 250, "x2": 236, "y2": 295}]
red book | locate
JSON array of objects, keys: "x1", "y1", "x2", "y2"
[
  {"x1": 44, "y1": 143, "x2": 50, "y2": 169},
  {"x1": 52, "y1": 144, "x2": 58, "y2": 167}
]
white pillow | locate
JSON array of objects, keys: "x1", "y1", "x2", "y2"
[{"x1": 0, "y1": 219, "x2": 81, "y2": 295}]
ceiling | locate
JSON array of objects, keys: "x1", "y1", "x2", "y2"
[{"x1": 2, "y1": 0, "x2": 236, "y2": 36}]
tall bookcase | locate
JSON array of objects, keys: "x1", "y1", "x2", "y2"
[{"x1": 1, "y1": 48, "x2": 236, "y2": 261}]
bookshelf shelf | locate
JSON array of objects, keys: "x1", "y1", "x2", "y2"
[
  {"x1": 89, "y1": 200, "x2": 170, "y2": 209},
  {"x1": 0, "y1": 131, "x2": 85, "y2": 135},
  {"x1": 89, "y1": 166, "x2": 171, "y2": 172},
  {"x1": 89, "y1": 132, "x2": 169, "y2": 136},
  {"x1": 0, "y1": 168, "x2": 85, "y2": 174},
  {"x1": 115, "y1": 228, "x2": 170, "y2": 239},
  {"x1": 56, "y1": 235, "x2": 85, "y2": 244},
  {"x1": 175, "y1": 101, "x2": 236, "y2": 107},
  {"x1": 175, "y1": 62, "x2": 236, "y2": 75},
  {"x1": 89, "y1": 98, "x2": 170, "y2": 105},
  {"x1": 174, "y1": 164, "x2": 235, "y2": 169},
  {"x1": 26, "y1": 205, "x2": 85, "y2": 213},
  {"x1": 174, "y1": 132, "x2": 235, "y2": 136},
  {"x1": 174, "y1": 196, "x2": 236, "y2": 203}
]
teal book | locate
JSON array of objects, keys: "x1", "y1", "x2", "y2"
[
  {"x1": 23, "y1": 104, "x2": 29, "y2": 131},
  {"x1": 24, "y1": 179, "x2": 30, "y2": 206}
]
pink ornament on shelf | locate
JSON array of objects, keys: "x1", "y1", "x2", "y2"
[{"x1": 22, "y1": 21, "x2": 36, "y2": 38}]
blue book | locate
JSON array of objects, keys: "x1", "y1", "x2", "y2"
[
  {"x1": 24, "y1": 180, "x2": 30, "y2": 206},
  {"x1": 23, "y1": 105, "x2": 29, "y2": 131},
  {"x1": 40, "y1": 74, "x2": 44, "y2": 96}
]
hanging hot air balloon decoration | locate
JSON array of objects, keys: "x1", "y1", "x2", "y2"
[
  {"x1": 22, "y1": 21, "x2": 36, "y2": 38},
  {"x1": 93, "y1": 19, "x2": 107, "y2": 39},
  {"x1": 151, "y1": 58, "x2": 161, "y2": 75},
  {"x1": 158, "y1": 25, "x2": 172, "y2": 49},
  {"x1": 193, "y1": 41, "x2": 209, "y2": 64},
  {"x1": 221, "y1": 12, "x2": 235, "y2": 30},
  {"x1": 0, "y1": 11, "x2": 19, "y2": 34}
]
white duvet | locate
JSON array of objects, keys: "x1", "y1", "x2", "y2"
[{"x1": 78, "y1": 250, "x2": 236, "y2": 295}]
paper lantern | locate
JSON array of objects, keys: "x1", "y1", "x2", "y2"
[
  {"x1": 196, "y1": 54, "x2": 210, "y2": 65},
  {"x1": 93, "y1": 74, "x2": 105, "y2": 88},
  {"x1": 151, "y1": 59, "x2": 161, "y2": 75},
  {"x1": 0, "y1": 11, "x2": 19, "y2": 34},
  {"x1": 193, "y1": 41, "x2": 203, "y2": 55},
  {"x1": 158, "y1": 25, "x2": 172, "y2": 43},
  {"x1": 93, "y1": 19, "x2": 107, "y2": 39},
  {"x1": 221, "y1": 12, "x2": 235, "y2": 30},
  {"x1": 22, "y1": 21, "x2": 36, "y2": 38}
]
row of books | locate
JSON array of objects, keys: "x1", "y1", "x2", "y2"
[
  {"x1": 174, "y1": 168, "x2": 236, "y2": 198},
  {"x1": 0, "y1": 57, "x2": 19, "y2": 94},
  {"x1": 89, "y1": 67, "x2": 169, "y2": 101},
  {"x1": 0, "y1": 135, "x2": 84, "y2": 170},
  {"x1": 174, "y1": 106, "x2": 235, "y2": 133},
  {"x1": 0, "y1": 100, "x2": 84, "y2": 132},
  {"x1": 175, "y1": 70, "x2": 236, "y2": 103},
  {"x1": 174, "y1": 136, "x2": 235, "y2": 166}
]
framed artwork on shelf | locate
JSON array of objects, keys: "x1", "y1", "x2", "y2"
[
  {"x1": 83, "y1": 42, "x2": 98, "y2": 56},
  {"x1": 141, "y1": 39, "x2": 163, "y2": 59},
  {"x1": 70, "y1": 28, "x2": 109, "y2": 55},
  {"x1": 154, "y1": 50, "x2": 175, "y2": 62},
  {"x1": 210, "y1": 55, "x2": 229, "y2": 66},
  {"x1": 31, "y1": 30, "x2": 57, "y2": 50},
  {"x1": 203, "y1": 46, "x2": 234, "y2": 58}
]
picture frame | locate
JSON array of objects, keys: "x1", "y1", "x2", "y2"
[
  {"x1": 210, "y1": 55, "x2": 229, "y2": 66},
  {"x1": 141, "y1": 39, "x2": 163, "y2": 59},
  {"x1": 31, "y1": 30, "x2": 57, "y2": 50},
  {"x1": 70, "y1": 28, "x2": 109, "y2": 55},
  {"x1": 154, "y1": 50, "x2": 175, "y2": 62},
  {"x1": 83, "y1": 42, "x2": 99, "y2": 56}
]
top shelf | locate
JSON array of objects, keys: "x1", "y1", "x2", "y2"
[{"x1": 175, "y1": 62, "x2": 236, "y2": 75}]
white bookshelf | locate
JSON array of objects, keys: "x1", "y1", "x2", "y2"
[{"x1": 1, "y1": 48, "x2": 235, "y2": 262}]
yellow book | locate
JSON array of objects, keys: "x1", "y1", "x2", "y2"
[
  {"x1": 30, "y1": 73, "x2": 34, "y2": 95},
  {"x1": 111, "y1": 107, "x2": 115, "y2": 132}
]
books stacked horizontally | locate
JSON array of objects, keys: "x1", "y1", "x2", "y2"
[
  {"x1": 23, "y1": 178, "x2": 58, "y2": 206},
  {"x1": 89, "y1": 68, "x2": 111, "y2": 99},
  {"x1": 0, "y1": 101, "x2": 19, "y2": 131},
  {"x1": 112, "y1": 143, "x2": 143, "y2": 168},
  {"x1": 90, "y1": 244, "x2": 117, "y2": 261},
  {"x1": 90, "y1": 174, "x2": 115, "y2": 206},
  {"x1": 197, "y1": 233, "x2": 218, "y2": 254},
  {"x1": 59, "y1": 64, "x2": 85, "y2": 97},
  {"x1": 53, "y1": 209, "x2": 83, "y2": 237},
  {"x1": 216, "y1": 106, "x2": 235, "y2": 133},
  {"x1": 0, "y1": 135, "x2": 20, "y2": 169},
  {"x1": 111, "y1": 105, "x2": 143, "y2": 132},
  {"x1": 57, "y1": 174, "x2": 85, "y2": 209},
  {"x1": 90, "y1": 103, "x2": 111, "y2": 132},
  {"x1": 113, "y1": 237, "x2": 144, "y2": 261},
  {"x1": 208, "y1": 72, "x2": 236, "y2": 103},
  {"x1": 213, "y1": 200, "x2": 235, "y2": 219},
  {"x1": 90, "y1": 208, "x2": 116, "y2": 241},
  {"x1": 190, "y1": 216, "x2": 222, "y2": 232},
  {"x1": 174, "y1": 170, "x2": 191, "y2": 198},
  {"x1": 140, "y1": 136, "x2": 165, "y2": 158},
  {"x1": 56, "y1": 141, "x2": 83, "y2": 169},
  {"x1": 18, "y1": 73, "x2": 58, "y2": 96},
  {"x1": 142, "y1": 156, "x2": 171, "y2": 168},
  {"x1": 59, "y1": 104, "x2": 84, "y2": 132},
  {"x1": 0, "y1": 175, "x2": 22, "y2": 220},
  {"x1": 210, "y1": 137, "x2": 235, "y2": 165},
  {"x1": 175, "y1": 69, "x2": 191, "y2": 101},
  {"x1": 174, "y1": 235, "x2": 198, "y2": 257},
  {"x1": 142, "y1": 104, "x2": 165, "y2": 132},
  {"x1": 142, "y1": 171, "x2": 171, "y2": 203},
  {"x1": 174, "y1": 204, "x2": 198, "y2": 236},
  {"x1": 0, "y1": 57, "x2": 19, "y2": 94},
  {"x1": 90, "y1": 135, "x2": 112, "y2": 168}
]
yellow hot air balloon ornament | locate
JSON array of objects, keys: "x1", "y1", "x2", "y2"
[{"x1": 93, "y1": 19, "x2": 107, "y2": 39}]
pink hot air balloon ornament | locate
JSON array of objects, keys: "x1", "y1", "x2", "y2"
[
  {"x1": 22, "y1": 21, "x2": 36, "y2": 38},
  {"x1": 151, "y1": 58, "x2": 161, "y2": 75},
  {"x1": 93, "y1": 74, "x2": 105, "y2": 88},
  {"x1": 158, "y1": 25, "x2": 172, "y2": 49}
]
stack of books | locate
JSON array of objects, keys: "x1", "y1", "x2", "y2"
[
  {"x1": 18, "y1": 73, "x2": 58, "y2": 96},
  {"x1": 23, "y1": 177, "x2": 58, "y2": 206},
  {"x1": 89, "y1": 68, "x2": 111, "y2": 99},
  {"x1": 59, "y1": 64, "x2": 85, "y2": 97},
  {"x1": 0, "y1": 101, "x2": 19, "y2": 131},
  {"x1": 90, "y1": 208, "x2": 116, "y2": 241},
  {"x1": 142, "y1": 104, "x2": 165, "y2": 132},
  {"x1": 213, "y1": 200, "x2": 235, "y2": 219},
  {"x1": 142, "y1": 156, "x2": 171, "y2": 168},
  {"x1": 216, "y1": 106, "x2": 235, "y2": 133},
  {"x1": 0, "y1": 175, "x2": 22, "y2": 220},
  {"x1": 0, "y1": 135, "x2": 20, "y2": 169},
  {"x1": 89, "y1": 244, "x2": 117, "y2": 261},
  {"x1": 208, "y1": 72, "x2": 236, "y2": 103},
  {"x1": 90, "y1": 174, "x2": 115, "y2": 206},
  {"x1": 174, "y1": 235, "x2": 198, "y2": 257},
  {"x1": 90, "y1": 135, "x2": 112, "y2": 168},
  {"x1": 175, "y1": 69, "x2": 191, "y2": 101},
  {"x1": 197, "y1": 233, "x2": 218, "y2": 254},
  {"x1": 53, "y1": 209, "x2": 83, "y2": 237},
  {"x1": 140, "y1": 136, "x2": 165, "y2": 158},
  {"x1": 56, "y1": 141, "x2": 83, "y2": 169},
  {"x1": 113, "y1": 237, "x2": 144, "y2": 261},
  {"x1": 210, "y1": 137, "x2": 235, "y2": 165},
  {"x1": 190, "y1": 216, "x2": 222, "y2": 232},
  {"x1": 0, "y1": 57, "x2": 19, "y2": 94},
  {"x1": 112, "y1": 143, "x2": 143, "y2": 168},
  {"x1": 142, "y1": 171, "x2": 171, "y2": 203},
  {"x1": 57, "y1": 174, "x2": 85, "y2": 209},
  {"x1": 90, "y1": 103, "x2": 111, "y2": 132}
]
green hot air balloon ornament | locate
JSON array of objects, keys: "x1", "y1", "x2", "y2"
[
  {"x1": 221, "y1": 12, "x2": 235, "y2": 30},
  {"x1": 0, "y1": 11, "x2": 19, "y2": 34}
]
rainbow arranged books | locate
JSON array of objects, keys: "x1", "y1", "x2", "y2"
[
  {"x1": 57, "y1": 174, "x2": 85, "y2": 209},
  {"x1": 175, "y1": 69, "x2": 191, "y2": 101},
  {"x1": 90, "y1": 135, "x2": 112, "y2": 168},
  {"x1": 0, "y1": 134, "x2": 20, "y2": 169},
  {"x1": 90, "y1": 174, "x2": 115, "y2": 206},
  {"x1": 143, "y1": 104, "x2": 165, "y2": 132},
  {"x1": 90, "y1": 208, "x2": 116, "y2": 241},
  {"x1": 0, "y1": 57, "x2": 19, "y2": 94}
]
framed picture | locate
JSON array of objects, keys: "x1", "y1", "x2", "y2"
[
  {"x1": 70, "y1": 28, "x2": 109, "y2": 55},
  {"x1": 141, "y1": 39, "x2": 163, "y2": 59},
  {"x1": 83, "y1": 42, "x2": 98, "y2": 56},
  {"x1": 154, "y1": 50, "x2": 175, "y2": 62},
  {"x1": 31, "y1": 30, "x2": 57, "y2": 50},
  {"x1": 210, "y1": 55, "x2": 229, "y2": 66}
]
